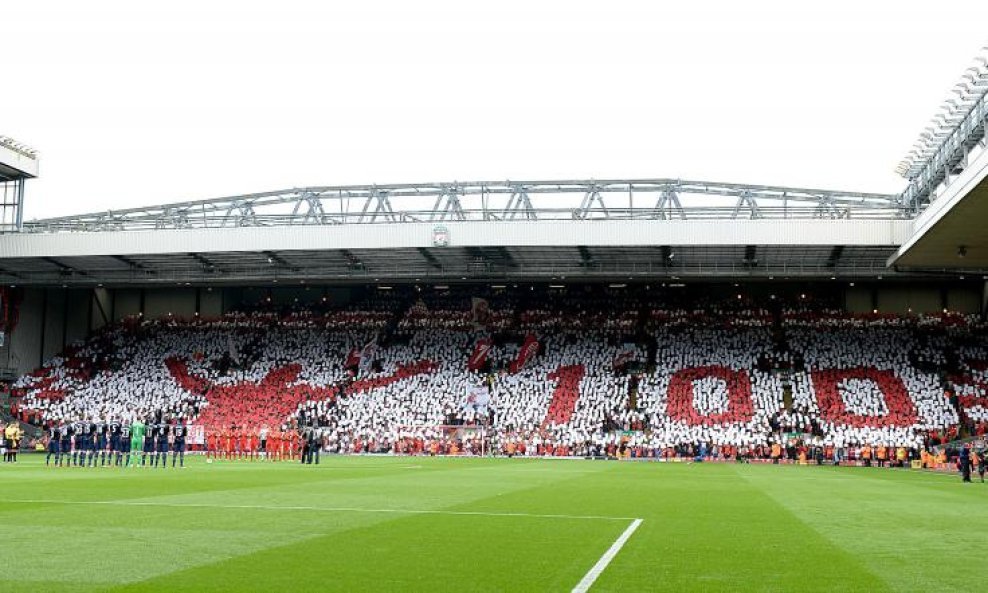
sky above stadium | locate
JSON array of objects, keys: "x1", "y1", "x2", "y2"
[{"x1": 6, "y1": 1, "x2": 988, "y2": 220}]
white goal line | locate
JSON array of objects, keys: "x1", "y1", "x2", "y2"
[{"x1": 572, "y1": 518, "x2": 643, "y2": 593}]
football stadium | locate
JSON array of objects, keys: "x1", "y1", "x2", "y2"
[{"x1": 3, "y1": 5, "x2": 988, "y2": 593}]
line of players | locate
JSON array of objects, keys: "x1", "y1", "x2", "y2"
[
  {"x1": 44, "y1": 417, "x2": 190, "y2": 468},
  {"x1": 44, "y1": 420, "x2": 321, "y2": 467},
  {"x1": 205, "y1": 425, "x2": 299, "y2": 461}
]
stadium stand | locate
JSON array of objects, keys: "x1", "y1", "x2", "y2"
[{"x1": 7, "y1": 286, "x2": 987, "y2": 461}]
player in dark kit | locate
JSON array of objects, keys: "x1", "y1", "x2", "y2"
[
  {"x1": 155, "y1": 421, "x2": 170, "y2": 468},
  {"x1": 73, "y1": 420, "x2": 84, "y2": 466},
  {"x1": 59, "y1": 423, "x2": 72, "y2": 467},
  {"x1": 75, "y1": 420, "x2": 93, "y2": 467},
  {"x1": 77, "y1": 418, "x2": 90, "y2": 466},
  {"x1": 73, "y1": 419, "x2": 88, "y2": 466},
  {"x1": 142, "y1": 419, "x2": 155, "y2": 467},
  {"x1": 85, "y1": 418, "x2": 99, "y2": 467},
  {"x1": 95, "y1": 419, "x2": 109, "y2": 466},
  {"x1": 118, "y1": 421, "x2": 131, "y2": 467},
  {"x1": 172, "y1": 421, "x2": 187, "y2": 468},
  {"x1": 46, "y1": 424, "x2": 61, "y2": 466},
  {"x1": 108, "y1": 418, "x2": 122, "y2": 465}
]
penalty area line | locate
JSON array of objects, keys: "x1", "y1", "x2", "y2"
[
  {"x1": 572, "y1": 518, "x2": 643, "y2": 593},
  {"x1": 0, "y1": 499, "x2": 637, "y2": 522}
]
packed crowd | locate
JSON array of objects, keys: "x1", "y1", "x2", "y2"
[{"x1": 7, "y1": 288, "x2": 988, "y2": 462}]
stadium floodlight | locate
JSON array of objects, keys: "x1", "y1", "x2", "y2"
[
  {"x1": 922, "y1": 126, "x2": 949, "y2": 138},
  {"x1": 897, "y1": 46, "x2": 988, "y2": 188},
  {"x1": 951, "y1": 88, "x2": 981, "y2": 102},
  {"x1": 943, "y1": 98, "x2": 975, "y2": 113},
  {"x1": 932, "y1": 112, "x2": 962, "y2": 126},
  {"x1": 0, "y1": 135, "x2": 39, "y2": 158},
  {"x1": 962, "y1": 72, "x2": 986, "y2": 86},
  {"x1": 955, "y1": 79, "x2": 988, "y2": 94}
]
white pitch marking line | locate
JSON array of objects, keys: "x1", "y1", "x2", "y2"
[
  {"x1": 0, "y1": 499, "x2": 636, "y2": 522},
  {"x1": 572, "y1": 518, "x2": 643, "y2": 593}
]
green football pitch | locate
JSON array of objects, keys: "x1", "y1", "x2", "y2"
[{"x1": 1, "y1": 455, "x2": 984, "y2": 592}]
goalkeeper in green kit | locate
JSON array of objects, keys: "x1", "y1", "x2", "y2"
[{"x1": 130, "y1": 418, "x2": 145, "y2": 467}]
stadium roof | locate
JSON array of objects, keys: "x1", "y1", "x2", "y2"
[
  {"x1": 0, "y1": 244, "x2": 920, "y2": 287},
  {"x1": 896, "y1": 47, "x2": 988, "y2": 211},
  {"x1": 0, "y1": 136, "x2": 39, "y2": 180},
  {"x1": 4, "y1": 46, "x2": 988, "y2": 286},
  {"x1": 0, "y1": 177, "x2": 936, "y2": 286},
  {"x1": 891, "y1": 142, "x2": 988, "y2": 270}
]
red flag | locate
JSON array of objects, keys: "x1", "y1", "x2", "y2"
[
  {"x1": 612, "y1": 347, "x2": 635, "y2": 370},
  {"x1": 510, "y1": 334, "x2": 540, "y2": 373},
  {"x1": 344, "y1": 347, "x2": 361, "y2": 369},
  {"x1": 468, "y1": 337, "x2": 493, "y2": 371}
]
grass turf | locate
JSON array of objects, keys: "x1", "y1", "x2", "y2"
[{"x1": 1, "y1": 455, "x2": 985, "y2": 592}]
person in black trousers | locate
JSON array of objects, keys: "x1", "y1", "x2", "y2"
[
  {"x1": 959, "y1": 444, "x2": 972, "y2": 483},
  {"x1": 300, "y1": 426, "x2": 311, "y2": 464},
  {"x1": 309, "y1": 427, "x2": 321, "y2": 465}
]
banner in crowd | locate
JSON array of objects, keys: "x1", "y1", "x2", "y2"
[
  {"x1": 358, "y1": 337, "x2": 378, "y2": 374},
  {"x1": 188, "y1": 425, "x2": 205, "y2": 445},
  {"x1": 510, "y1": 334, "x2": 540, "y2": 373},
  {"x1": 227, "y1": 334, "x2": 241, "y2": 365},
  {"x1": 471, "y1": 297, "x2": 490, "y2": 329},
  {"x1": 463, "y1": 385, "x2": 491, "y2": 413},
  {"x1": 467, "y1": 337, "x2": 493, "y2": 371}
]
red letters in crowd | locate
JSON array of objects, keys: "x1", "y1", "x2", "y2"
[
  {"x1": 166, "y1": 358, "x2": 336, "y2": 430},
  {"x1": 166, "y1": 349, "x2": 924, "y2": 431},
  {"x1": 666, "y1": 366, "x2": 755, "y2": 426},
  {"x1": 166, "y1": 357, "x2": 436, "y2": 430},
  {"x1": 543, "y1": 364, "x2": 586, "y2": 426},
  {"x1": 665, "y1": 366, "x2": 919, "y2": 429},
  {"x1": 347, "y1": 360, "x2": 437, "y2": 393},
  {"x1": 810, "y1": 367, "x2": 918, "y2": 428},
  {"x1": 959, "y1": 395, "x2": 988, "y2": 415}
]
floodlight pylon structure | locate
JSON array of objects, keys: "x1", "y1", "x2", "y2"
[{"x1": 897, "y1": 46, "x2": 988, "y2": 211}]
